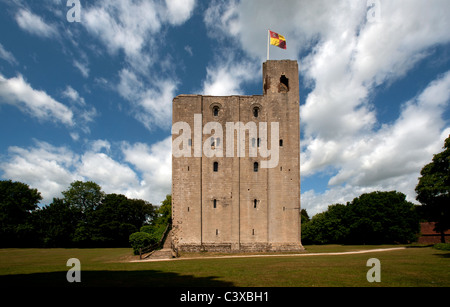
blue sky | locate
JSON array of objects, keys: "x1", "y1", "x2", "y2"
[{"x1": 0, "y1": 0, "x2": 449, "y2": 216}]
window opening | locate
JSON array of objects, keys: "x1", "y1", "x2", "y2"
[
  {"x1": 254, "y1": 162, "x2": 259, "y2": 172},
  {"x1": 279, "y1": 139, "x2": 283, "y2": 147},
  {"x1": 213, "y1": 199, "x2": 217, "y2": 208},
  {"x1": 279, "y1": 75, "x2": 289, "y2": 92},
  {"x1": 253, "y1": 107, "x2": 259, "y2": 118},
  {"x1": 254, "y1": 199, "x2": 257, "y2": 209},
  {"x1": 213, "y1": 161, "x2": 218, "y2": 172},
  {"x1": 213, "y1": 106, "x2": 219, "y2": 116}
]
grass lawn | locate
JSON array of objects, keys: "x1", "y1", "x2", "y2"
[{"x1": 0, "y1": 245, "x2": 448, "y2": 287}]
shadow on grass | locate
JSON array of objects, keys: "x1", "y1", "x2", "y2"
[{"x1": 0, "y1": 270, "x2": 234, "y2": 287}]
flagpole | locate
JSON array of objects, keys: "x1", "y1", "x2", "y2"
[{"x1": 267, "y1": 29, "x2": 270, "y2": 61}]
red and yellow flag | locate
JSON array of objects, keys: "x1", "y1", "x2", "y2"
[{"x1": 269, "y1": 30, "x2": 286, "y2": 49}]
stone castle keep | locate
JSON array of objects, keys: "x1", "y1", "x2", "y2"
[{"x1": 171, "y1": 60, "x2": 303, "y2": 252}]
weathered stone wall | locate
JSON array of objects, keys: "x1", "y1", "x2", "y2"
[{"x1": 172, "y1": 60, "x2": 303, "y2": 253}]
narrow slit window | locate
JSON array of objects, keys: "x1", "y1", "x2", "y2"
[
  {"x1": 253, "y1": 162, "x2": 259, "y2": 172},
  {"x1": 252, "y1": 229, "x2": 255, "y2": 235},
  {"x1": 188, "y1": 138, "x2": 192, "y2": 146},
  {"x1": 213, "y1": 199, "x2": 217, "y2": 208},
  {"x1": 213, "y1": 106, "x2": 219, "y2": 117},
  {"x1": 279, "y1": 139, "x2": 283, "y2": 147},
  {"x1": 254, "y1": 199, "x2": 257, "y2": 208},
  {"x1": 213, "y1": 161, "x2": 218, "y2": 172},
  {"x1": 257, "y1": 138, "x2": 261, "y2": 147},
  {"x1": 216, "y1": 229, "x2": 219, "y2": 236},
  {"x1": 253, "y1": 107, "x2": 259, "y2": 118}
]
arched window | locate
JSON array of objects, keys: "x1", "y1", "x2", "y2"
[
  {"x1": 253, "y1": 106, "x2": 259, "y2": 118},
  {"x1": 253, "y1": 162, "x2": 259, "y2": 172},
  {"x1": 213, "y1": 161, "x2": 218, "y2": 172},
  {"x1": 213, "y1": 106, "x2": 219, "y2": 117}
]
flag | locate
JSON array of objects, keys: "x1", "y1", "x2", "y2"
[{"x1": 269, "y1": 30, "x2": 286, "y2": 49}]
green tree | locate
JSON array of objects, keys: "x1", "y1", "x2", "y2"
[
  {"x1": 61, "y1": 181, "x2": 105, "y2": 246},
  {"x1": 415, "y1": 135, "x2": 450, "y2": 243},
  {"x1": 302, "y1": 204, "x2": 349, "y2": 244},
  {"x1": 302, "y1": 191, "x2": 419, "y2": 244},
  {"x1": 33, "y1": 198, "x2": 81, "y2": 247},
  {"x1": 129, "y1": 232, "x2": 153, "y2": 255},
  {"x1": 0, "y1": 180, "x2": 42, "y2": 246},
  {"x1": 92, "y1": 194, "x2": 155, "y2": 246},
  {"x1": 140, "y1": 195, "x2": 172, "y2": 245},
  {"x1": 346, "y1": 191, "x2": 419, "y2": 244},
  {"x1": 157, "y1": 194, "x2": 172, "y2": 225},
  {"x1": 62, "y1": 180, "x2": 105, "y2": 213},
  {"x1": 300, "y1": 208, "x2": 310, "y2": 224}
]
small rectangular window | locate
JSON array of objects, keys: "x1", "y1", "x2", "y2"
[
  {"x1": 279, "y1": 139, "x2": 283, "y2": 147},
  {"x1": 213, "y1": 199, "x2": 217, "y2": 208}
]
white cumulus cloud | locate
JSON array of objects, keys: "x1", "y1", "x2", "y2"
[{"x1": 0, "y1": 74, "x2": 73, "y2": 126}]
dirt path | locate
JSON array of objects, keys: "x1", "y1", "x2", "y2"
[{"x1": 128, "y1": 247, "x2": 406, "y2": 262}]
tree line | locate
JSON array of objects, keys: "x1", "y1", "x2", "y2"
[
  {"x1": 1, "y1": 136, "x2": 448, "y2": 247},
  {"x1": 302, "y1": 135, "x2": 449, "y2": 244},
  {"x1": 301, "y1": 191, "x2": 421, "y2": 244},
  {"x1": 0, "y1": 180, "x2": 170, "y2": 248}
]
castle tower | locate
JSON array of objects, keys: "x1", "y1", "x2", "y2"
[{"x1": 171, "y1": 60, "x2": 302, "y2": 252}]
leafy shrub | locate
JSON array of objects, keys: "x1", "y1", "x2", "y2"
[
  {"x1": 141, "y1": 224, "x2": 166, "y2": 243},
  {"x1": 129, "y1": 232, "x2": 153, "y2": 255},
  {"x1": 433, "y1": 243, "x2": 450, "y2": 251}
]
